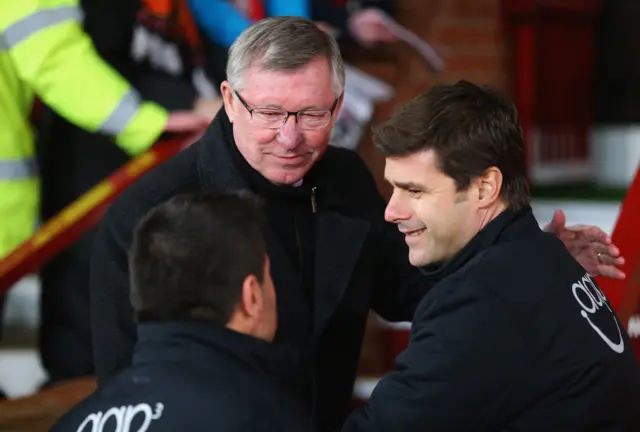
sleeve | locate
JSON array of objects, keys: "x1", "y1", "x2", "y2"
[
  {"x1": 187, "y1": 0, "x2": 254, "y2": 49},
  {"x1": 310, "y1": 0, "x2": 349, "y2": 37},
  {"x1": 79, "y1": 0, "x2": 139, "y2": 77},
  {"x1": 188, "y1": 0, "x2": 310, "y2": 50},
  {"x1": 265, "y1": 0, "x2": 310, "y2": 19},
  {"x1": 89, "y1": 208, "x2": 137, "y2": 383},
  {"x1": 311, "y1": 0, "x2": 396, "y2": 41},
  {"x1": 342, "y1": 281, "x2": 526, "y2": 431},
  {"x1": 4, "y1": 0, "x2": 168, "y2": 155}
]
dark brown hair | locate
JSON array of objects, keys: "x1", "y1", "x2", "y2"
[
  {"x1": 374, "y1": 80, "x2": 531, "y2": 210},
  {"x1": 129, "y1": 191, "x2": 266, "y2": 324}
]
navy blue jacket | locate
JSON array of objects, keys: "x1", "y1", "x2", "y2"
[
  {"x1": 52, "y1": 322, "x2": 313, "y2": 431},
  {"x1": 344, "y1": 208, "x2": 640, "y2": 431}
]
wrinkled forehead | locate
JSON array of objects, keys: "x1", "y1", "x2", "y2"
[{"x1": 241, "y1": 59, "x2": 338, "y2": 109}]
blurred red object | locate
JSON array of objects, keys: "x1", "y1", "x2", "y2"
[
  {"x1": 247, "y1": 0, "x2": 265, "y2": 21},
  {"x1": 0, "y1": 136, "x2": 189, "y2": 295},
  {"x1": 597, "y1": 165, "x2": 640, "y2": 330}
]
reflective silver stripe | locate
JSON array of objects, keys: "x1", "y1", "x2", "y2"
[
  {"x1": 0, "y1": 158, "x2": 38, "y2": 180},
  {"x1": 99, "y1": 89, "x2": 141, "y2": 136},
  {"x1": 2, "y1": 6, "x2": 83, "y2": 49}
]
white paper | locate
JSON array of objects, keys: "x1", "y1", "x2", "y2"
[
  {"x1": 344, "y1": 64, "x2": 395, "y2": 102},
  {"x1": 331, "y1": 64, "x2": 395, "y2": 150}
]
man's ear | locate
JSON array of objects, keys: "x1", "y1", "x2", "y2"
[
  {"x1": 220, "y1": 81, "x2": 236, "y2": 123},
  {"x1": 239, "y1": 273, "x2": 263, "y2": 321},
  {"x1": 475, "y1": 167, "x2": 503, "y2": 208}
]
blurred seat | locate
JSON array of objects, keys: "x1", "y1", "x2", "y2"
[{"x1": 0, "y1": 377, "x2": 95, "y2": 432}]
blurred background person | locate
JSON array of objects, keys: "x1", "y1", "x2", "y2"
[
  {"x1": 312, "y1": 0, "x2": 398, "y2": 47},
  {"x1": 186, "y1": 0, "x2": 400, "y2": 81},
  {"x1": 0, "y1": 0, "x2": 208, "y2": 392}
]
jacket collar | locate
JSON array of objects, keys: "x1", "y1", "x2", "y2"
[
  {"x1": 195, "y1": 109, "x2": 249, "y2": 193},
  {"x1": 132, "y1": 321, "x2": 296, "y2": 377},
  {"x1": 419, "y1": 206, "x2": 538, "y2": 283}
]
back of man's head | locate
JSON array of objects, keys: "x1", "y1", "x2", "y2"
[{"x1": 129, "y1": 191, "x2": 276, "y2": 340}]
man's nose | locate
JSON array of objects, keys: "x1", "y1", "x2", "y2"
[
  {"x1": 384, "y1": 191, "x2": 411, "y2": 223},
  {"x1": 277, "y1": 114, "x2": 302, "y2": 150}
]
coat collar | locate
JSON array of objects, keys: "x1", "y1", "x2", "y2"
[
  {"x1": 195, "y1": 108, "x2": 248, "y2": 193},
  {"x1": 132, "y1": 321, "x2": 296, "y2": 377},
  {"x1": 419, "y1": 206, "x2": 538, "y2": 283}
]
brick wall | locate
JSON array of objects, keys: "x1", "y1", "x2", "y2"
[
  {"x1": 347, "y1": 0, "x2": 510, "y2": 376},
  {"x1": 352, "y1": 0, "x2": 509, "y2": 200}
]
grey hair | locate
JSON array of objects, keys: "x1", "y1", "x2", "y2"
[{"x1": 226, "y1": 16, "x2": 345, "y2": 97}]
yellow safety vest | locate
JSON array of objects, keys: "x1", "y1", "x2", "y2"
[{"x1": 0, "y1": 0, "x2": 169, "y2": 259}]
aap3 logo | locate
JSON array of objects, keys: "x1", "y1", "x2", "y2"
[
  {"x1": 76, "y1": 402, "x2": 164, "y2": 432},
  {"x1": 572, "y1": 273, "x2": 624, "y2": 354}
]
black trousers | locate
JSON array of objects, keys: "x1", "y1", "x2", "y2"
[{"x1": 38, "y1": 74, "x2": 198, "y2": 382}]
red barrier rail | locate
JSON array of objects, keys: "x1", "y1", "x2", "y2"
[{"x1": 0, "y1": 136, "x2": 188, "y2": 295}]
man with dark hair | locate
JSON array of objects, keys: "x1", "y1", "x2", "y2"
[
  {"x1": 342, "y1": 80, "x2": 640, "y2": 431},
  {"x1": 52, "y1": 191, "x2": 312, "y2": 431}
]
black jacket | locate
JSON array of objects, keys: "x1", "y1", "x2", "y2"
[
  {"x1": 343, "y1": 208, "x2": 640, "y2": 431},
  {"x1": 89, "y1": 109, "x2": 428, "y2": 431},
  {"x1": 52, "y1": 322, "x2": 312, "y2": 431}
]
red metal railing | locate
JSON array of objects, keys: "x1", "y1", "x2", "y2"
[{"x1": 0, "y1": 136, "x2": 189, "y2": 295}]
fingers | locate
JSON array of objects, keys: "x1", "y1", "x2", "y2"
[
  {"x1": 565, "y1": 225, "x2": 612, "y2": 244},
  {"x1": 596, "y1": 252, "x2": 625, "y2": 267},
  {"x1": 596, "y1": 264, "x2": 627, "y2": 280},
  {"x1": 591, "y1": 244, "x2": 626, "y2": 280},
  {"x1": 543, "y1": 210, "x2": 566, "y2": 234},
  {"x1": 558, "y1": 231, "x2": 591, "y2": 253},
  {"x1": 593, "y1": 242, "x2": 621, "y2": 259},
  {"x1": 165, "y1": 111, "x2": 210, "y2": 133}
]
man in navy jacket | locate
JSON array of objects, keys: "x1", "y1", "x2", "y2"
[
  {"x1": 343, "y1": 81, "x2": 640, "y2": 431},
  {"x1": 53, "y1": 191, "x2": 312, "y2": 431}
]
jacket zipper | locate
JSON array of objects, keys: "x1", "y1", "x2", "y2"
[
  {"x1": 311, "y1": 186, "x2": 317, "y2": 214},
  {"x1": 294, "y1": 186, "x2": 318, "y2": 422}
]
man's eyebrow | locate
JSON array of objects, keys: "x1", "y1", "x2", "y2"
[
  {"x1": 258, "y1": 102, "x2": 332, "y2": 111},
  {"x1": 261, "y1": 103, "x2": 284, "y2": 109},
  {"x1": 391, "y1": 181, "x2": 426, "y2": 191}
]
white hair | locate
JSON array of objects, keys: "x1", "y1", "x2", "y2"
[{"x1": 226, "y1": 16, "x2": 345, "y2": 97}]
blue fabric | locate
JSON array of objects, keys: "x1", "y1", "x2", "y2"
[{"x1": 188, "y1": 0, "x2": 310, "y2": 49}]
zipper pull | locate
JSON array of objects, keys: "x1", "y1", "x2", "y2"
[{"x1": 311, "y1": 186, "x2": 317, "y2": 214}]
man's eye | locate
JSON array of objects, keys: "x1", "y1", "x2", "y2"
[{"x1": 408, "y1": 190, "x2": 422, "y2": 197}]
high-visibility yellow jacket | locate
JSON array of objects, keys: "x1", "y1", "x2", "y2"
[{"x1": 0, "y1": 0, "x2": 169, "y2": 259}]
